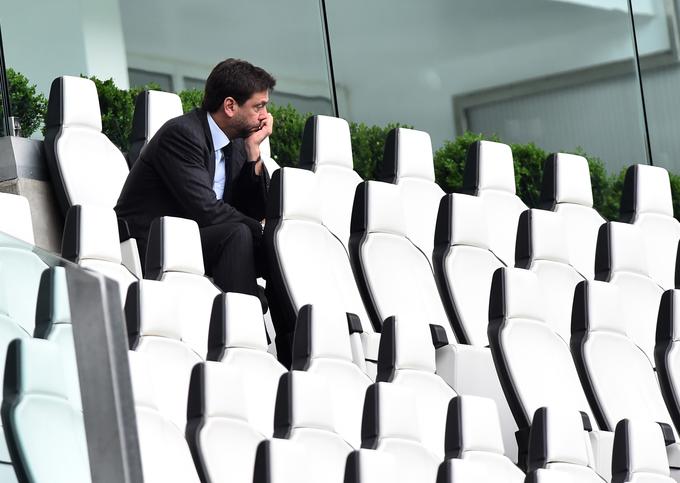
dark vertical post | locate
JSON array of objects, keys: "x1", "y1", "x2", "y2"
[
  {"x1": 0, "y1": 25, "x2": 11, "y2": 137},
  {"x1": 319, "y1": 0, "x2": 340, "y2": 117},
  {"x1": 627, "y1": 0, "x2": 654, "y2": 165}
]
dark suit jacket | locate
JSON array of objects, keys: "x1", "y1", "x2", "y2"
[{"x1": 115, "y1": 108, "x2": 269, "y2": 263}]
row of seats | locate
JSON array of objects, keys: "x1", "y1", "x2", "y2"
[{"x1": 1, "y1": 73, "x2": 679, "y2": 483}]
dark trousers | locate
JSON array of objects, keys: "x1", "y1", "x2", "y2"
[{"x1": 199, "y1": 221, "x2": 263, "y2": 296}]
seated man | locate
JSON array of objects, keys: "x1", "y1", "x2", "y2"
[{"x1": 115, "y1": 58, "x2": 274, "y2": 298}]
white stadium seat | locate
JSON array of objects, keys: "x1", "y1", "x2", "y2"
[
  {"x1": 292, "y1": 304, "x2": 372, "y2": 448},
  {"x1": 128, "y1": 90, "x2": 183, "y2": 167},
  {"x1": 620, "y1": 164, "x2": 680, "y2": 290},
  {"x1": 612, "y1": 419, "x2": 675, "y2": 483},
  {"x1": 208, "y1": 292, "x2": 286, "y2": 437},
  {"x1": 462, "y1": 140, "x2": 528, "y2": 266},
  {"x1": 540, "y1": 153, "x2": 605, "y2": 280}
]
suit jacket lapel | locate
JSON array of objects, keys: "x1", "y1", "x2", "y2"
[{"x1": 196, "y1": 108, "x2": 216, "y2": 181}]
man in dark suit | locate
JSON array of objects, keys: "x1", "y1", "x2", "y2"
[{"x1": 115, "y1": 59, "x2": 275, "y2": 298}]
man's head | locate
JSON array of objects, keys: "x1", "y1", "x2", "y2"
[{"x1": 203, "y1": 59, "x2": 276, "y2": 139}]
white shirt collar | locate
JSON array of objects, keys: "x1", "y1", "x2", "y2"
[{"x1": 207, "y1": 112, "x2": 230, "y2": 152}]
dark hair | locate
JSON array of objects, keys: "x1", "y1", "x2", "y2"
[{"x1": 201, "y1": 58, "x2": 276, "y2": 112}]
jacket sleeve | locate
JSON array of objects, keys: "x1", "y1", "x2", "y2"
[
  {"x1": 231, "y1": 152, "x2": 270, "y2": 221},
  {"x1": 152, "y1": 123, "x2": 259, "y2": 230}
]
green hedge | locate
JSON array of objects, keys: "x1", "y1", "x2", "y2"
[{"x1": 5, "y1": 69, "x2": 679, "y2": 221}]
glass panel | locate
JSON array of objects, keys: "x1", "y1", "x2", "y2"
[
  {"x1": 631, "y1": 0, "x2": 680, "y2": 174},
  {"x1": 119, "y1": 0, "x2": 334, "y2": 108},
  {"x1": 325, "y1": 0, "x2": 649, "y2": 177},
  {"x1": 0, "y1": 231, "x2": 91, "y2": 481},
  {"x1": 128, "y1": 68, "x2": 173, "y2": 91}
]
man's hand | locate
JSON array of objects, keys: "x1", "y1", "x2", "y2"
[{"x1": 245, "y1": 113, "x2": 274, "y2": 176}]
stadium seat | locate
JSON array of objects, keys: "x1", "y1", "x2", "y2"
[
  {"x1": 274, "y1": 371, "x2": 353, "y2": 482},
  {"x1": 377, "y1": 316, "x2": 457, "y2": 459},
  {"x1": 463, "y1": 140, "x2": 528, "y2": 266},
  {"x1": 0, "y1": 196, "x2": 47, "y2": 335},
  {"x1": 378, "y1": 127, "x2": 443, "y2": 266},
  {"x1": 127, "y1": 351, "x2": 200, "y2": 483},
  {"x1": 43, "y1": 75, "x2": 129, "y2": 215},
  {"x1": 526, "y1": 407, "x2": 606, "y2": 482},
  {"x1": 34, "y1": 267, "x2": 80, "y2": 408},
  {"x1": 657, "y1": 289, "x2": 680, "y2": 432},
  {"x1": 488, "y1": 267, "x2": 613, "y2": 477},
  {"x1": 571, "y1": 280, "x2": 680, "y2": 472},
  {"x1": 620, "y1": 164, "x2": 680, "y2": 290},
  {"x1": 299, "y1": 115, "x2": 361, "y2": 252},
  {"x1": 612, "y1": 419, "x2": 675, "y2": 483},
  {"x1": 185, "y1": 361, "x2": 265, "y2": 483},
  {"x1": 253, "y1": 438, "x2": 310, "y2": 483},
  {"x1": 126, "y1": 280, "x2": 203, "y2": 431},
  {"x1": 265, "y1": 167, "x2": 378, "y2": 371},
  {"x1": 436, "y1": 457, "x2": 502, "y2": 483},
  {"x1": 208, "y1": 292, "x2": 286, "y2": 437},
  {"x1": 433, "y1": 192, "x2": 505, "y2": 345},
  {"x1": 343, "y1": 449, "x2": 396, "y2": 483},
  {"x1": 145, "y1": 216, "x2": 221, "y2": 357},
  {"x1": 516, "y1": 209, "x2": 585, "y2": 343},
  {"x1": 260, "y1": 137, "x2": 280, "y2": 177},
  {"x1": 361, "y1": 382, "x2": 440, "y2": 483},
  {"x1": 540, "y1": 153, "x2": 606, "y2": 280},
  {"x1": 349, "y1": 180, "x2": 453, "y2": 341},
  {"x1": 2, "y1": 338, "x2": 90, "y2": 483},
  {"x1": 61, "y1": 204, "x2": 138, "y2": 308},
  {"x1": 128, "y1": 90, "x2": 183, "y2": 167},
  {"x1": 595, "y1": 221, "x2": 664, "y2": 367},
  {"x1": 292, "y1": 304, "x2": 372, "y2": 448},
  {"x1": 445, "y1": 395, "x2": 524, "y2": 482},
  {"x1": 0, "y1": 193, "x2": 34, "y2": 245}
]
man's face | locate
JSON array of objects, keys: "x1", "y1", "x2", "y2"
[{"x1": 231, "y1": 90, "x2": 269, "y2": 139}]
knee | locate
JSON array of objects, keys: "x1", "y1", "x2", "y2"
[{"x1": 228, "y1": 222, "x2": 254, "y2": 249}]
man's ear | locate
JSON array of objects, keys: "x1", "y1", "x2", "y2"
[{"x1": 223, "y1": 97, "x2": 237, "y2": 118}]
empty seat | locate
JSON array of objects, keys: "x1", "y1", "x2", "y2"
[
  {"x1": 527, "y1": 407, "x2": 605, "y2": 483},
  {"x1": 127, "y1": 351, "x2": 200, "y2": 483},
  {"x1": 378, "y1": 127, "x2": 443, "y2": 266},
  {"x1": 253, "y1": 438, "x2": 310, "y2": 483},
  {"x1": 488, "y1": 267, "x2": 612, "y2": 477},
  {"x1": 34, "y1": 267, "x2": 80, "y2": 408},
  {"x1": 2, "y1": 338, "x2": 90, "y2": 483},
  {"x1": 437, "y1": 458, "x2": 501, "y2": 483},
  {"x1": 361, "y1": 382, "x2": 440, "y2": 483},
  {"x1": 274, "y1": 371, "x2": 353, "y2": 482},
  {"x1": 377, "y1": 316, "x2": 457, "y2": 458},
  {"x1": 265, "y1": 167, "x2": 377, "y2": 369},
  {"x1": 516, "y1": 209, "x2": 585, "y2": 343},
  {"x1": 299, "y1": 115, "x2": 361, "y2": 251},
  {"x1": 260, "y1": 137, "x2": 280, "y2": 177},
  {"x1": 0, "y1": 193, "x2": 34, "y2": 244},
  {"x1": 208, "y1": 292, "x2": 286, "y2": 437},
  {"x1": 186, "y1": 361, "x2": 265, "y2": 483},
  {"x1": 349, "y1": 180, "x2": 454, "y2": 341},
  {"x1": 620, "y1": 164, "x2": 680, "y2": 290},
  {"x1": 540, "y1": 153, "x2": 606, "y2": 280},
  {"x1": 145, "y1": 216, "x2": 221, "y2": 357},
  {"x1": 434, "y1": 193, "x2": 505, "y2": 345},
  {"x1": 463, "y1": 140, "x2": 528, "y2": 266},
  {"x1": 595, "y1": 221, "x2": 663, "y2": 366},
  {"x1": 612, "y1": 419, "x2": 675, "y2": 483},
  {"x1": 292, "y1": 304, "x2": 372, "y2": 448},
  {"x1": 61, "y1": 204, "x2": 137, "y2": 307},
  {"x1": 126, "y1": 279, "x2": 203, "y2": 431},
  {"x1": 445, "y1": 395, "x2": 524, "y2": 482},
  {"x1": 344, "y1": 449, "x2": 396, "y2": 483},
  {"x1": 656, "y1": 289, "x2": 680, "y2": 432},
  {"x1": 0, "y1": 198, "x2": 47, "y2": 335},
  {"x1": 571, "y1": 280, "x2": 679, "y2": 459},
  {"x1": 44, "y1": 75, "x2": 129, "y2": 215},
  {"x1": 128, "y1": 90, "x2": 183, "y2": 167}
]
